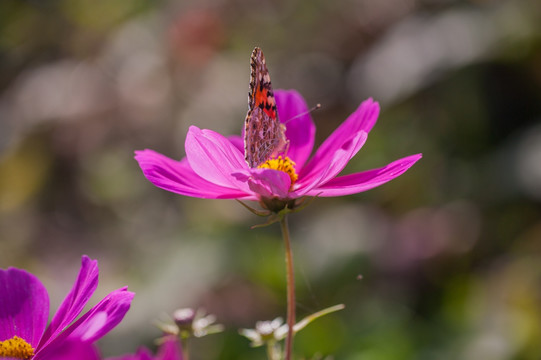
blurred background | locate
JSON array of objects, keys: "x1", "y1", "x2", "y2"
[{"x1": 1, "y1": 0, "x2": 541, "y2": 359}]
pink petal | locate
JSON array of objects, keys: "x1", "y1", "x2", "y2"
[
  {"x1": 185, "y1": 126, "x2": 251, "y2": 192},
  {"x1": 305, "y1": 154, "x2": 422, "y2": 197},
  {"x1": 138, "y1": 349, "x2": 155, "y2": 360},
  {"x1": 300, "y1": 98, "x2": 379, "y2": 181},
  {"x1": 296, "y1": 131, "x2": 368, "y2": 194},
  {"x1": 35, "y1": 341, "x2": 101, "y2": 360},
  {"x1": 0, "y1": 268, "x2": 49, "y2": 348},
  {"x1": 232, "y1": 168, "x2": 292, "y2": 199},
  {"x1": 37, "y1": 288, "x2": 134, "y2": 356},
  {"x1": 275, "y1": 90, "x2": 315, "y2": 169},
  {"x1": 107, "y1": 347, "x2": 154, "y2": 360},
  {"x1": 135, "y1": 149, "x2": 249, "y2": 199},
  {"x1": 156, "y1": 336, "x2": 183, "y2": 360},
  {"x1": 228, "y1": 135, "x2": 244, "y2": 152},
  {"x1": 66, "y1": 287, "x2": 134, "y2": 343},
  {"x1": 39, "y1": 256, "x2": 99, "y2": 349}
]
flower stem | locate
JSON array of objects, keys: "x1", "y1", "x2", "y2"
[
  {"x1": 266, "y1": 341, "x2": 280, "y2": 360},
  {"x1": 280, "y1": 215, "x2": 295, "y2": 360},
  {"x1": 181, "y1": 337, "x2": 189, "y2": 360}
]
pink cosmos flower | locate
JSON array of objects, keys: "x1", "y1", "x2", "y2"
[
  {"x1": 135, "y1": 90, "x2": 421, "y2": 210},
  {"x1": 0, "y1": 255, "x2": 134, "y2": 360}
]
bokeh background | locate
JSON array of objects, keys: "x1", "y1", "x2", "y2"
[{"x1": 1, "y1": 0, "x2": 541, "y2": 359}]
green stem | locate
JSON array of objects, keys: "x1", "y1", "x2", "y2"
[
  {"x1": 280, "y1": 215, "x2": 295, "y2": 360},
  {"x1": 181, "y1": 337, "x2": 189, "y2": 360},
  {"x1": 266, "y1": 340, "x2": 280, "y2": 360}
]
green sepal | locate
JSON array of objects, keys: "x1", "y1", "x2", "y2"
[{"x1": 236, "y1": 200, "x2": 272, "y2": 217}]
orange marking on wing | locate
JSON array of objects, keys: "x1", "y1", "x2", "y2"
[
  {"x1": 255, "y1": 89, "x2": 268, "y2": 107},
  {"x1": 265, "y1": 107, "x2": 276, "y2": 118},
  {"x1": 254, "y1": 88, "x2": 276, "y2": 118}
]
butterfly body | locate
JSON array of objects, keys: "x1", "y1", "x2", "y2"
[{"x1": 244, "y1": 47, "x2": 287, "y2": 168}]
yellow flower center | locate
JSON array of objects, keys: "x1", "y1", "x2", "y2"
[
  {"x1": 0, "y1": 336, "x2": 35, "y2": 359},
  {"x1": 258, "y1": 156, "x2": 298, "y2": 187}
]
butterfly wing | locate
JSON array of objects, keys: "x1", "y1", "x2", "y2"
[{"x1": 244, "y1": 47, "x2": 287, "y2": 168}]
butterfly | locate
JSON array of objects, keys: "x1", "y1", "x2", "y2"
[{"x1": 244, "y1": 47, "x2": 288, "y2": 168}]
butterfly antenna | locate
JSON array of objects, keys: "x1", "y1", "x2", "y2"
[{"x1": 283, "y1": 103, "x2": 321, "y2": 124}]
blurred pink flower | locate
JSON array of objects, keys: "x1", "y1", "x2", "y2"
[
  {"x1": 136, "y1": 90, "x2": 421, "y2": 209},
  {"x1": 0, "y1": 256, "x2": 134, "y2": 360},
  {"x1": 108, "y1": 336, "x2": 183, "y2": 360}
]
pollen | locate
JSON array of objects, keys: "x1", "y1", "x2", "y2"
[
  {"x1": 0, "y1": 336, "x2": 35, "y2": 359},
  {"x1": 258, "y1": 156, "x2": 298, "y2": 186}
]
